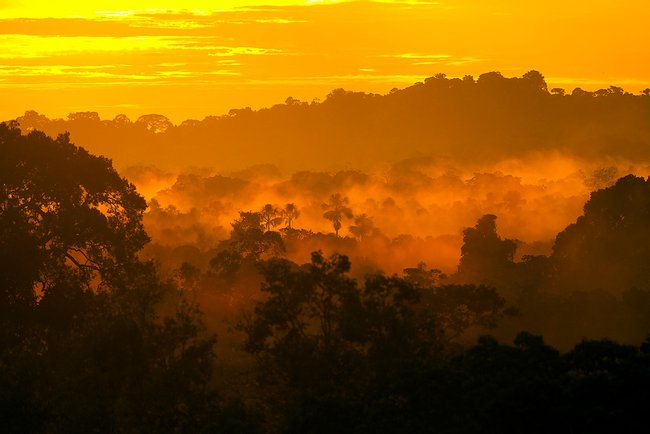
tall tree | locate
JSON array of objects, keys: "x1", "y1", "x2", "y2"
[
  {"x1": 322, "y1": 193, "x2": 353, "y2": 236},
  {"x1": 457, "y1": 214, "x2": 517, "y2": 285},
  {"x1": 0, "y1": 123, "x2": 250, "y2": 432},
  {"x1": 283, "y1": 203, "x2": 300, "y2": 229},
  {"x1": 0, "y1": 123, "x2": 149, "y2": 297},
  {"x1": 260, "y1": 203, "x2": 283, "y2": 232},
  {"x1": 552, "y1": 174, "x2": 650, "y2": 292}
]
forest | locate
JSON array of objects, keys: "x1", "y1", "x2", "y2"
[{"x1": 3, "y1": 72, "x2": 650, "y2": 433}]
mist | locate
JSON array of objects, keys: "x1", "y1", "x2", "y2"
[
  {"x1": 4, "y1": 71, "x2": 650, "y2": 433},
  {"x1": 12, "y1": 72, "x2": 650, "y2": 174}
]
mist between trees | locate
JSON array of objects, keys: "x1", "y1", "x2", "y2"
[
  {"x1": 3, "y1": 71, "x2": 650, "y2": 433},
  {"x1": 130, "y1": 155, "x2": 644, "y2": 277}
]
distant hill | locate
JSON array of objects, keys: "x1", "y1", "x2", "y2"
[{"x1": 10, "y1": 71, "x2": 650, "y2": 171}]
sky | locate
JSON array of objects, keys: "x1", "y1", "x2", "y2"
[{"x1": 1, "y1": 0, "x2": 649, "y2": 122}]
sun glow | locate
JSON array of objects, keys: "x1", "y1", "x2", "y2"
[{"x1": 0, "y1": 0, "x2": 648, "y2": 121}]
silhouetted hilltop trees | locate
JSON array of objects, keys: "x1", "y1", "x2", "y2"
[
  {"x1": 11, "y1": 71, "x2": 650, "y2": 171},
  {"x1": 447, "y1": 176, "x2": 650, "y2": 348},
  {"x1": 552, "y1": 174, "x2": 650, "y2": 292},
  {"x1": 237, "y1": 250, "x2": 650, "y2": 433}
]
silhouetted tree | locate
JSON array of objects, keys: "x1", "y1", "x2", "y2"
[
  {"x1": 403, "y1": 262, "x2": 443, "y2": 287},
  {"x1": 283, "y1": 203, "x2": 300, "y2": 229},
  {"x1": 229, "y1": 211, "x2": 284, "y2": 260},
  {"x1": 521, "y1": 70, "x2": 548, "y2": 92},
  {"x1": 457, "y1": 214, "x2": 517, "y2": 285},
  {"x1": 0, "y1": 123, "x2": 255, "y2": 433},
  {"x1": 322, "y1": 193, "x2": 353, "y2": 236},
  {"x1": 242, "y1": 252, "x2": 513, "y2": 432},
  {"x1": 135, "y1": 114, "x2": 173, "y2": 133},
  {"x1": 348, "y1": 213, "x2": 375, "y2": 240},
  {"x1": 0, "y1": 124, "x2": 149, "y2": 297},
  {"x1": 553, "y1": 174, "x2": 650, "y2": 292},
  {"x1": 210, "y1": 211, "x2": 284, "y2": 280},
  {"x1": 260, "y1": 203, "x2": 283, "y2": 232}
]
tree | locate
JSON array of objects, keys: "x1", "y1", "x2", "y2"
[
  {"x1": 243, "y1": 252, "x2": 431, "y2": 431},
  {"x1": 322, "y1": 193, "x2": 353, "y2": 236},
  {"x1": 228, "y1": 211, "x2": 284, "y2": 260},
  {"x1": 457, "y1": 214, "x2": 517, "y2": 285},
  {"x1": 521, "y1": 70, "x2": 548, "y2": 92},
  {"x1": 135, "y1": 114, "x2": 173, "y2": 133},
  {"x1": 283, "y1": 203, "x2": 300, "y2": 229},
  {"x1": 348, "y1": 213, "x2": 375, "y2": 240},
  {"x1": 67, "y1": 111, "x2": 101, "y2": 122},
  {"x1": 0, "y1": 123, "x2": 149, "y2": 297},
  {"x1": 210, "y1": 211, "x2": 284, "y2": 280},
  {"x1": 552, "y1": 174, "x2": 650, "y2": 292},
  {"x1": 403, "y1": 262, "x2": 443, "y2": 287},
  {"x1": 112, "y1": 113, "x2": 132, "y2": 127},
  {"x1": 260, "y1": 203, "x2": 283, "y2": 232},
  {"x1": 0, "y1": 123, "x2": 248, "y2": 432},
  {"x1": 425, "y1": 284, "x2": 507, "y2": 339},
  {"x1": 242, "y1": 252, "x2": 509, "y2": 432}
]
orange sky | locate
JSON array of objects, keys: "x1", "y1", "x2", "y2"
[{"x1": 1, "y1": 0, "x2": 648, "y2": 122}]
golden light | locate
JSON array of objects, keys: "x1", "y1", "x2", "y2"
[{"x1": 0, "y1": 0, "x2": 648, "y2": 121}]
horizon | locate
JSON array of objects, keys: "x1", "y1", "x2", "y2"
[
  {"x1": 2, "y1": 0, "x2": 649, "y2": 122},
  {"x1": 6, "y1": 70, "x2": 649, "y2": 124}
]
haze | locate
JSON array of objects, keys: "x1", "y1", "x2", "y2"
[{"x1": 3, "y1": 2, "x2": 650, "y2": 432}]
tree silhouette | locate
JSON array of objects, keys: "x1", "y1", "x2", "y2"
[
  {"x1": 403, "y1": 262, "x2": 443, "y2": 287},
  {"x1": 521, "y1": 70, "x2": 548, "y2": 92},
  {"x1": 348, "y1": 213, "x2": 375, "y2": 240},
  {"x1": 0, "y1": 123, "x2": 250, "y2": 432},
  {"x1": 0, "y1": 124, "x2": 149, "y2": 296},
  {"x1": 228, "y1": 211, "x2": 284, "y2": 259},
  {"x1": 322, "y1": 193, "x2": 353, "y2": 236},
  {"x1": 283, "y1": 202, "x2": 300, "y2": 229},
  {"x1": 135, "y1": 113, "x2": 173, "y2": 133},
  {"x1": 210, "y1": 211, "x2": 284, "y2": 280},
  {"x1": 260, "y1": 203, "x2": 283, "y2": 232},
  {"x1": 552, "y1": 174, "x2": 650, "y2": 292},
  {"x1": 457, "y1": 214, "x2": 517, "y2": 285}
]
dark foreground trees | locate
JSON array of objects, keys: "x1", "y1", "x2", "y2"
[
  {"x1": 239, "y1": 250, "x2": 650, "y2": 433},
  {"x1": 0, "y1": 123, "x2": 256, "y2": 433},
  {"x1": 241, "y1": 252, "x2": 512, "y2": 433}
]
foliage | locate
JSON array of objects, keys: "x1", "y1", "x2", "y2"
[
  {"x1": 457, "y1": 214, "x2": 517, "y2": 285},
  {"x1": 322, "y1": 193, "x2": 353, "y2": 236},
  {"x1": 210, "y1": 210, "x2": 285, "y2": 280},
  {"x1": 283, "y1": 203, "x2": 300, "y2": 229},
  {"x1": 242, "y1": 251, "x2": 511, "y2": 432},
  {"x1": 0, "y1": 123, "x2": 257, "y2": 433},
  {"x1": 553, "y1": 174, "x2": 650, "y2": 291}
]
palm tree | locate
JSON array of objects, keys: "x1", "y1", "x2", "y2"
[
  {"x1": 283, "y1": 203, "x2": 300, "y2": 229},
  {"x1": 260, "y1": 204, "x2": 283, "y2": 232},
  {"x1": 322, "y1": 193, "x2": 353, "y2": 237}
]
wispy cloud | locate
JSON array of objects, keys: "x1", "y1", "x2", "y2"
[
  {"x1": 381, "y1": 53, "x2": 483, "y2": 67},
  {"x1": 206, "y1": 46, "x2": 289, "y2": 57},
  {"x1": 390, "y1": 53, "x2": 452, "y2": 60}
]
